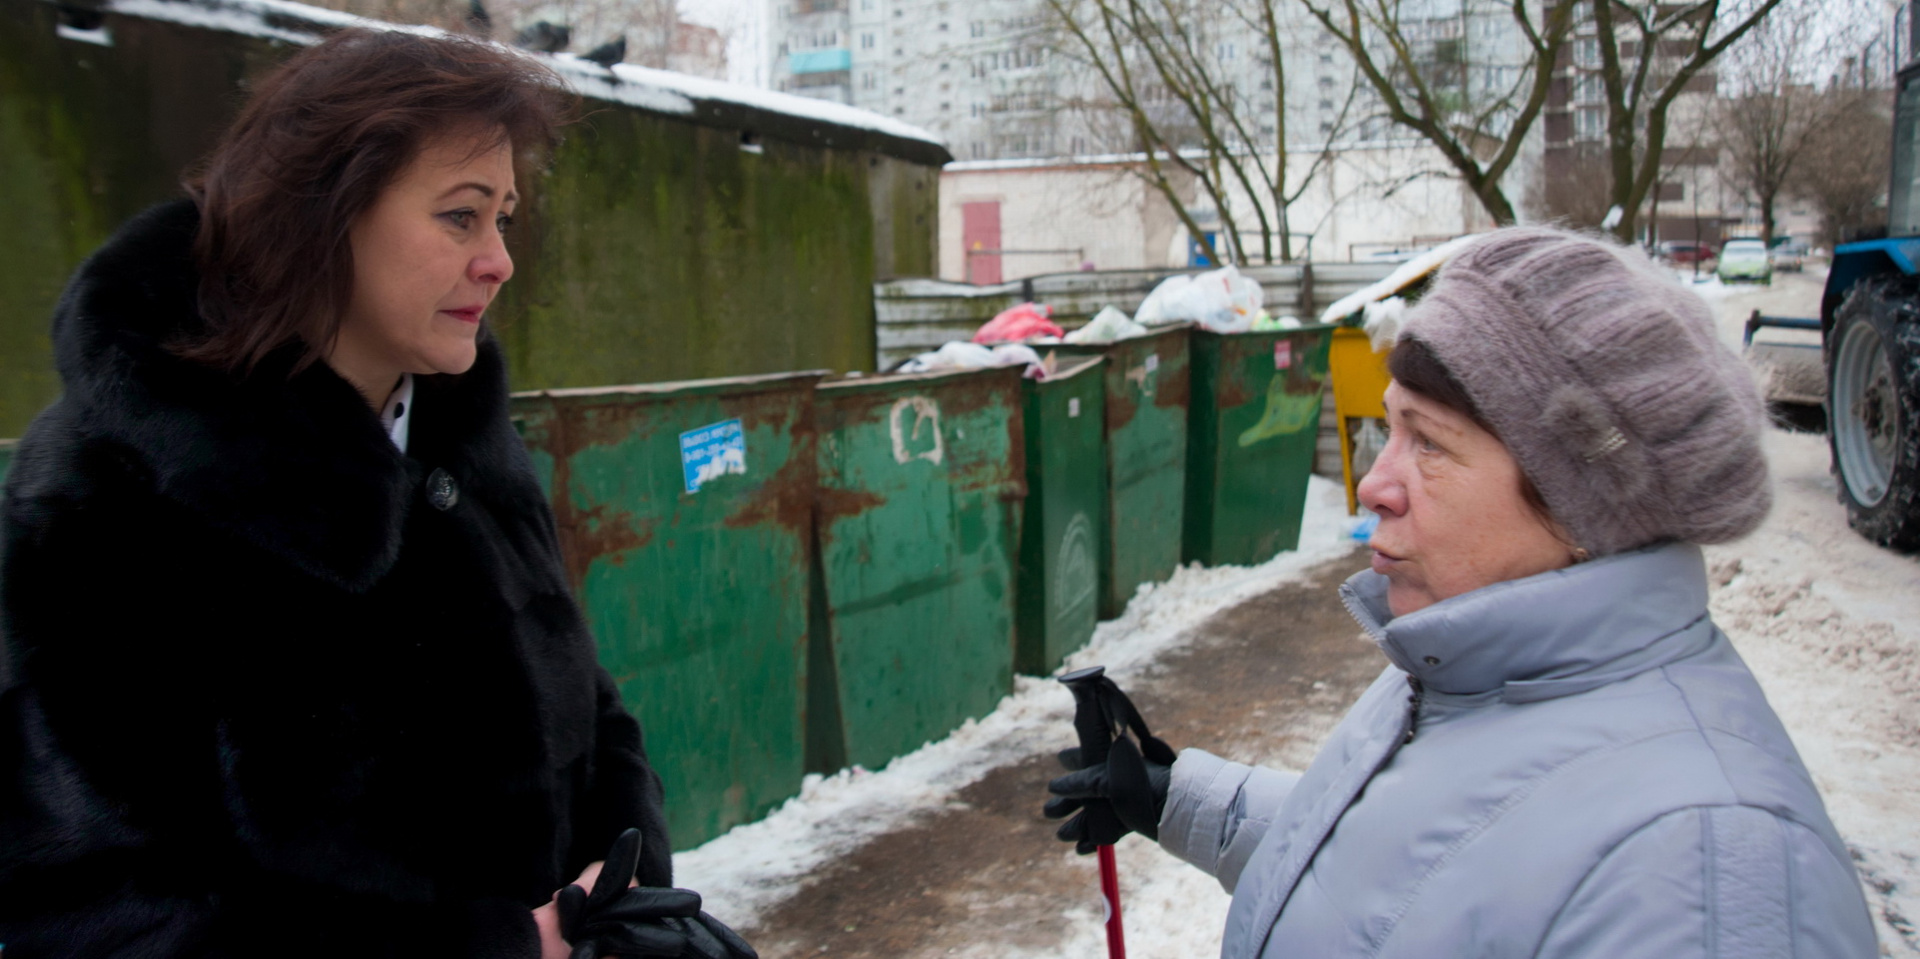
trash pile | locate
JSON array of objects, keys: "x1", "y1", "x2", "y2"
[
  {"x1": 1135, "y1": 265, "x2": 1299, "y2": 333},
  {"x1": 898, "y1": 265, "x2": 1306, "y2": 378}
]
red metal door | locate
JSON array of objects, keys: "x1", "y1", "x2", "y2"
[{"x1": 962, "y1": 201, "x2": 1002, "y2": 285}]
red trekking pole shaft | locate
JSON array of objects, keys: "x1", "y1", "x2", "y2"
[
  {"x1": 1097, "y1": 844, "x2": 1126, "y2": 959},
  {"x1": 1061, "y1": 666, "x2": 1127, "y2": 959}
]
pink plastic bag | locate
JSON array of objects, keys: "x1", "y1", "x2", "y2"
[{"x1": 972, "y1": 302, "x2": 1063, "y2": 344}]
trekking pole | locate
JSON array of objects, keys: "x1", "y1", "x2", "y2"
[{"x1": 1060, "y1": 666, "x2": 1126, "y2": 959}]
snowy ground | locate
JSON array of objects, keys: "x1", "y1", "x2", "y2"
[{"x1": 675, "y1": 266, "x2": 1920, "y2": 956}]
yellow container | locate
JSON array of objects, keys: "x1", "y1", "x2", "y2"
[{"x1": 1330, "y1": 327, "x2": 1392, "y2": 515}]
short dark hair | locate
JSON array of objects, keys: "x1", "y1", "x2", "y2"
[
  {"x1": 180, "y1": 29, "x2": 575, "y2": 374},
  {"x1": 1388, "y1": 335, "x2": 1560, "y2": 529}
]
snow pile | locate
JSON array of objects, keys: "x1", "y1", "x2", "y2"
[{"x1": 674, "y1": 477, "x2": 1356, "y2": 931}]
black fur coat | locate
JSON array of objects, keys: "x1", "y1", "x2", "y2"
[{"x1": 0, "y1": 200, "x2": 672, "y2": 958}]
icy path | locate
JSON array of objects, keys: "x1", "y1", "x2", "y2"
[{"x1": 675, "y1": 476, "x2": 1361, "y2": 955}]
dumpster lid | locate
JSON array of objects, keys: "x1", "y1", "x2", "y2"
[{"x1": 512, "y1": 370, "x2": 830, "y2": 402}]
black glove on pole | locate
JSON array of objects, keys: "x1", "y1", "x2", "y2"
[
  {"x1": 557, "y1": 828, "x2": 759, "y2": 959},
  {"x1": 1045, "y1": 668, "x2": 1177, "y2": 852}
]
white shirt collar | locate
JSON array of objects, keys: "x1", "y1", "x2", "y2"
[{"x1": 379, "y1": 373, "x2": 414, "y2": 454}]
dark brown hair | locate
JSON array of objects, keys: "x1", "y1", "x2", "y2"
[
  {"x1": 1388, "y1": 335, "x2": 1559, "y2": 529},
  {"x1": 180, "y1": 29, "x2": 574, "y2": 373}
]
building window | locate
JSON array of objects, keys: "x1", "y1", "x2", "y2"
[
  {"x1": 941, "y1": 101, "x2": 950, "y2": 111},
  {"x1": 861, "y1": 71, "x2": 876, "y2": 89},
  {"x1": 1575, "y1": 73, "x2": 1601, "y2": 103},
  {"x1": 939, "y1": 62, "x2": 949, "y2": 71},
  {"x1": 860, "y1": 0, "x2": 871, "y2": 8},
  {"x1": 938, "y1": 22, "x2": 948, "y2": 30},
  {"x1": 1319, "y1": 99, "x2": 1332, "y2": 110},
  {"x1": 971, "y1": 142, "x2": 985, "y2": 158},
  {"x1": 861, "y1": 32, "x2": 874, "y2": 49},
  {"x1": 1576, "y1": 106, "x2": 1603, "y2": 139},
  {"x1": 971, "y1": 20, "x2": 985, "y2": 37}
]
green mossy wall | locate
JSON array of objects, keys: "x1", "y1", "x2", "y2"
[{"x1": 0, "y1": 2, "x2": 942, "y2": 437}]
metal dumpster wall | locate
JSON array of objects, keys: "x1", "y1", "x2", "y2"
[
  {"x1": 511, "y1": 372, "x2": 823, "y2": 850},
  {"x1": 809, "y1": 367, "x2": 1026, "y2": 771}
]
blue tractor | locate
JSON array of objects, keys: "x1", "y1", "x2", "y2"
[{"x1": 1747, "y1": 18, "x2": 1920, "y2": 550}]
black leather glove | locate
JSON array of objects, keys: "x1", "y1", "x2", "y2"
[
  {"x1": 558, "y1": 829, "x2": 759, "y2": 959},
  {"x1": 1043, "y1": 667, "x2": 1178, "y2": 854}
]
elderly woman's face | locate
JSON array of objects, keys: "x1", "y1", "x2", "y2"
[
  {"x1": 331, "y1": 130, "x2": 517, "y2": 394},
  {"x1": 1358, "y1": 382, "x2": 1573, "y2": 617}
]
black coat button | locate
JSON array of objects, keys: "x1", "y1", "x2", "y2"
[{"x1": 426, "y1": 468, "x2": 459, "y2": 511}]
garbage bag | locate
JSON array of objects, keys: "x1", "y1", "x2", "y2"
[
  {"x1": 898, "y1": 341, "x2": 1048, "y2": 377},
  {"x1": 1133, "y1": 266, "x2": 1263, "y2": 332},
  {"x1": 973, "y1": 302, "x2": 1064, "y2": 344},
  {"x1": 1065, "y1": 306, "x2": 1149, "y2": 344},
  {"x1": 1249, "y1": 311, "x2": 1302, "y2": 332}
]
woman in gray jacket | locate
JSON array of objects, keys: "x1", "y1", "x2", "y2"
[{"x1": 1045, "y1": 228, "x2": 1879, "y2": 956}]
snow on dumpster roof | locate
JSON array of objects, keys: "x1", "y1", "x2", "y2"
[{"x1": 100, "y1": 0, "x2": 951, "y2": 165}]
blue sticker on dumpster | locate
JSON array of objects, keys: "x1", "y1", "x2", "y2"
[{"x1": 680, "y1": 419, "x2": 747, "y2": 493}]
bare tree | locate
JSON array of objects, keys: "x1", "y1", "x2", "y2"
[
  {"x1": 1044, "y1": 0, "x2": 1356, "y2": 263},
  {"x1": 1713, "y1": 0, "x2": 1883, "y2": 245},
  {"x1": 1790, "y1": 85, "x2": 1893, "y2": 248},
  {"x1": 1583, "y1": 0, "x2": 1793, "y2": 241},
  {"x1": 1298, "y1": 0, "x2": 1576, "y2": 226}
]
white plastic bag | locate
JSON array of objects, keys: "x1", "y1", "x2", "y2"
[
  {"x1": 897, "y1": 340, "x2": 996, "y2": 373},
  {"x1": 1134, "y1": 275, "x2": 1191, "y2": 326},
  {"x1": 1133, "y1": 266, "x2": 1264, "y2": 332},
  {"x1": 1065, "y1": 306, "x2": 1149, "y2": 344}
]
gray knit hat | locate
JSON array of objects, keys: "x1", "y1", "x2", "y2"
[{"x1": 1398, "y1": 226, "x2": 1771, "y2": 557}]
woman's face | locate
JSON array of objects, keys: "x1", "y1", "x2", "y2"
[
  {"x1": 329, "y1": 130, "x2": 517, "y2": 400},
  {"x1": 1358, "y1": 382, "x2": 1573, "y2": 617}
]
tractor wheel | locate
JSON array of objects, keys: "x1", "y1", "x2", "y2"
[{"x1": 1828, "y1": 278, "x2": 1920, "y2": 550}]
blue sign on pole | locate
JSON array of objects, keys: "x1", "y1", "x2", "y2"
[{"x1": 679, "y1": 418, "x2": 747, "y2": 493}]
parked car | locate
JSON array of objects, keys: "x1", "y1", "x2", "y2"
[
  {"x1": 1656, "y1": 240, "x2": 1716, "y2": 265},
  {"x1": 1770, "y1": 240, "x2": 1810, "y2": 272},
  {"x1": 1716, "y1": 238, "x2": 1773, "y2": 283}
]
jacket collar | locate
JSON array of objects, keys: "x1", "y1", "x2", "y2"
[
  {"x1": 1340, "y1": 542, "x2": 1714, "y2": 702},
  {"x1": 51, "y1": 198, "x2": 526, "y2": 593}
]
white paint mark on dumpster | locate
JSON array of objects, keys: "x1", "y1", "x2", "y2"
[
  {"x1": 890, "y1": 397, "x2": 945, "y2": 465},
  {"x1": 1069, "y1": 398, "x2": 1081, "y2": 418},
  {"x1": 1054, "y1": 512, "x2": 1097, "y2": 620}
]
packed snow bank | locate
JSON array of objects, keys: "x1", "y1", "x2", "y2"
[{"x1": 674, "y1": 476, "x2": 1357, "y2": 930}]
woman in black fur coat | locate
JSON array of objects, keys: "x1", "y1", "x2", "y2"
[{"x1": 0, "y1": 30, "x2": 749, "y2": 959}]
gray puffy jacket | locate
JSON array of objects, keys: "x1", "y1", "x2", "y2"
[{"x1": 1159, "y1": 543, "x2": 1877, "y2": 957}]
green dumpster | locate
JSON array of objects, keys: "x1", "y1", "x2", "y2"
[
  {"x1": 810, "y1": 366, "x2": 1027, "y2": 772},
  {"x1": 1185, "y1": 326, "x2": 1335, "y2": 566},
  {"x1": 1055, "y1": 325, "x2": 1191, "y2": 618},
  {"x1": 511, "y1": 372, "x2": 824, "y2": 850},
  {"x1": 1016, "y1": 357, "x2": 1105, "y2": 676}
]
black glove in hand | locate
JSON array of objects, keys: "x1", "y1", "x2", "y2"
[
  {"x1": 558, "y1": 828, "x2": 759, "y2": 959},
  {"x1": 1042, "y1": 670, "x2": 1178, "y2": 854}
]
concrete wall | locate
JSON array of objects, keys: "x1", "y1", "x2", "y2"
[{"x1": 0, "y1": 0, "x2": 947, "y2": 437}]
